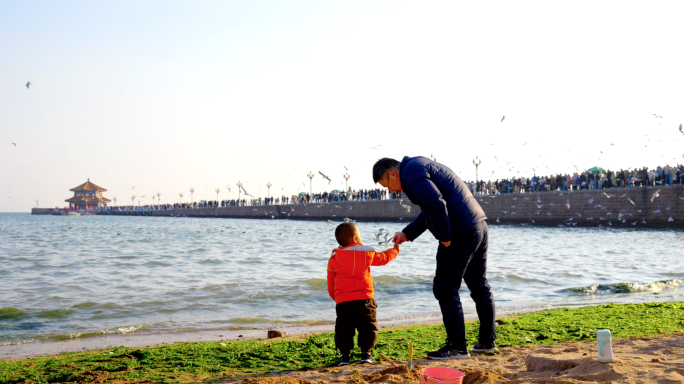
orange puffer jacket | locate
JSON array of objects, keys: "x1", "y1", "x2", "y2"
[{"x1": 327, "y1": 243, "x2": 399, "y2": 304}]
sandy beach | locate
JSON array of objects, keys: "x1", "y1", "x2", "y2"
[{"x1": 228, "y1": 334, "x2": 684, "y2": 384}]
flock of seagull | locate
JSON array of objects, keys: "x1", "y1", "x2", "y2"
[
  {"x1": 487, "y1": 186, "x2": 678, "y2": 227},
  {"x1": 12, "y1": 83, "x2": 684, "y2": 209}
]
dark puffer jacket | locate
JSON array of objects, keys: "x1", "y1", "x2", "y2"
[{"x1": 400, "y1": 156, "x2": 486, "y2": 242}]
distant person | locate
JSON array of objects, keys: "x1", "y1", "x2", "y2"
[
  {"x1": 373, "y1": 156, "x2": 496, "y2": 360},
  {"x1": 327, "y1": 223, "x2": 399, "y2": 366}
]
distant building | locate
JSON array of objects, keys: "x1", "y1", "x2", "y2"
[{"x1": 65, "y1": 179, "x2": 111, "y2": 209}]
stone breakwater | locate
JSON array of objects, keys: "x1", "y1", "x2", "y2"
[
  {"x1": 33, "y1": 185, "x2": 684, "y2": 227},
  {"x1": 478, "y1": 185, "x2": 683, "y2": 228},
  {"x1": 103, "y1": 199, "x2": 421, "y2": 223}
]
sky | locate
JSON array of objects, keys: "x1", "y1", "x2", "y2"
[{"x1": 2, "y1": 1, "x2": 683, "y2": 211}]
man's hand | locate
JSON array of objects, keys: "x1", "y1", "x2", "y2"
[
  {"x1": 441, "y1": 240, "x2": 451, "y2": 247},
  {"x1": 392, "y1": 232, "x2": 408, "y2": 245}
]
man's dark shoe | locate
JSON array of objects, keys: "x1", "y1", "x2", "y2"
[
  {"x1": 472, "y1": 342, "x2": 498, "y2": 353},
  {"x1": 360, "y1": 353, "x2": 375, "y2": 364},
  {"x1": 337, "y1": 355, "x2": 350, "y2": 366},
  {"x1": 427, "y1": 343, "x2": 470, "y2": 360}
]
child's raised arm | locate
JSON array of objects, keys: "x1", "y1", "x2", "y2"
[{"x1": 371, "y1": 246, "x2": 399, "y2": 266}]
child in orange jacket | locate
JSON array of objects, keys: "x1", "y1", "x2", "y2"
[{"x1": 328, "y1": 223, "x2": 399, "y2": 366}]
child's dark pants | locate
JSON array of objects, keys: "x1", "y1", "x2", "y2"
[{"x1": 334, "y1": 298, "x2": 378, "y2": 354}]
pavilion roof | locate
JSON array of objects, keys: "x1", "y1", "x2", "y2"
[
  {"x1": 65, "y1": 196, "x2": 111, "y2": 203},
  {"x1": 70, "y1": 179, "x2": 107, "y2": 192}
]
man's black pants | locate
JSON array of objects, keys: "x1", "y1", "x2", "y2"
[
  {"x1": 334, "y1": 299, "x2": 378, "y2": 354},
  {"x1": 433, "y1": 221, "x2": 496, "y2": 349}
]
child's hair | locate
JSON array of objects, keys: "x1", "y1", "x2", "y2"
[{"x1": 335, "y1": 223, "x2": 357, "y2": 247}]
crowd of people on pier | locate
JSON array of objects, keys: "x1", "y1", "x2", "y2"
[
  {"x1": 465, "y1": 164, "x2": 684, "y2": 195},
  {"x1": 95, "y1": 163, "x2": 683, "y2": 211},
  {"x1": 101, "y1": 188, "x2": 406, "y2": 211}
]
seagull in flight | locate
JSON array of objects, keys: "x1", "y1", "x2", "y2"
[
  {"x1": 610, "y1": 141, "x2": 615, "y2": 146},
  {"x1": 370, "y1": 145, "x2": 381, "y2": 150},
  {"x1": 12, "y1": 143, "x2": 16, "y2": 147},
  {"x1": 318, "y1": 171, "x2": 332, "y2": 184},
  {"x1": 651, "y1": 189, "x2": 661, "y2": 202},
  {"x1": 374, "y1": 230, "x2": 390, "y2": 245},
  {"x1": 344, "y1": 166, "x2": 349, "y2": 170},
  {"x1": 501, "y1": 116, "x2": 505, "y2": 122},
  {"x1": 132, "y1": 186, "x2": 137, "y2": 190},
  {"x1": 679, "y1": 124, "x2": 683, "y2": 135},
  {"x1": 653, "y1": 114, "x2": 663, "y2": 119},
  {"x1": 26, "y1": 81, "x2": 31, "y2": 89}
]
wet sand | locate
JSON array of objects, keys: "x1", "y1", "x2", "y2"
[{"x1": 226, "y1": 334, "x2": 684, "y2": 384}]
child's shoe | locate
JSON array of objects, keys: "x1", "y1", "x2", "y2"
[
  {"x1": 427, "y1": 342, "x2": 470, "y2": 360},
  {"x1": 337, "y1": 355, "x2": 351, "y2": 366},
  {"x1": 360, "y1": 353, "x2": 375, "y2": 364}
]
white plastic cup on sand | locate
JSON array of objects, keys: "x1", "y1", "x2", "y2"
[{"x1": 597, "y1": 329, "x2": 614, "y2": 363}]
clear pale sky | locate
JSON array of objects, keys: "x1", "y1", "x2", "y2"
[{"x1": 2, "y1": 1, "x2": 683, "y2": 211}]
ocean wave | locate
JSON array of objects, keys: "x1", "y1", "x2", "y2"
[
  {"x1": 373, "y1": 275, "x2": 430, "y2": 285},
  {"x1": 502, "y1": 274, "x2": 550, "y2": 284},
  {"x1": 299, "y1": 278, "x2": 327, "y2": 287},
  {"x1": 144, "y1": 261, "x2": 172, "y2": 267},
  {"x1": 33, "y1": 324, "x2": 151, "y2": 342},
  {"x1": 567, "y1": 279, "x2": 684, "y2": 294},
  {"x1": 200, "y1": 283, "x2": 242, "y2": 291},
  {"x1": 0, "y1": 307, "x2": 27, "y2": 320},
  {"x1": 198, "y1": 258, "x2": 223, "y2": 264},
  {"x1": 0, "y1": 323, "x2": 152, "y2": 346},
  {"x1": 35, "y1": 309, "x2": 73, "y2": 318},
  {"x1": 226, "y1": 317, "x2": 332, "y2": 325}
]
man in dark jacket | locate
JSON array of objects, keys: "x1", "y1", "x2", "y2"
[{"x1": 373, "y1": 156, "x2": 497, "y2": 360}]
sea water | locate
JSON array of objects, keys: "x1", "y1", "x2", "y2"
[{"x1": 1, "y1": 212, "x2": 683, "y2": 346}]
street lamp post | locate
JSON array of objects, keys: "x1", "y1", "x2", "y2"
[
  {"x1": 36, "y1": 200, "x2": 39, "y2": 208},
  {"x1": 156, "y1": 192, "x2": 161, "y2": 208},
  {"x1": 131, "y1": 195, "x2": 135, "y2": 209},
  {"x1": 113, "y1": 197, "x2": 117, "y2": 206},
  {"x1": 343, "y1": 172, "x2": 351, "y2": 192},
  {"x1": 307, "y1": 171, "x2": 315, "y2": 196},
  {"x1": 266, "y1": 182, "x2": 272, "y2": 199},
  {"x1": 236, "y1": 181, "x2": 243, "y2": 204},
  {"x1": 473, "y1": 156, "x2": 482, "y2": 195},
  {"x1": 189, "y1": 187, "x2": 195, "y2": 206},
  {"x1": 473, "y1": 156, "x2": 482, "y2": 184},
  {"x1": 215, "y1": 188, "x2": 220, "y2": 205},
  {"x1": 179, "y1": 193, "x2": 183, "y2": 206}
]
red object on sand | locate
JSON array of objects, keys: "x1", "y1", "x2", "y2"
[{"x1": 420, "y1": 367, "x2": 465, "y2": 384}]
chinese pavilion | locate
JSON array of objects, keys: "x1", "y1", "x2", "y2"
[{"x1": 65, "y1": 179, "x2": 111, "y2": 209}]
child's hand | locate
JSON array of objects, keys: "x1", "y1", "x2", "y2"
[{"x1": 393, "y1": 242, "x2": 401, "y2": 252}]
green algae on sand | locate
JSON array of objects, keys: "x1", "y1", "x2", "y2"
[{"x1": 1, "y1": 302, "x2": 683, "y2": 383}]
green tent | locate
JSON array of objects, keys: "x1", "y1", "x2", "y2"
[
  {"x1": 330, "y1": 189, "x2": 341, "y2": 193},
  {"x1": 585, "y1": 166, "x2": 606, "y2": 174},
  {"x1": 298, "y1": 192, "x2": 308, "y2": 196}
]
